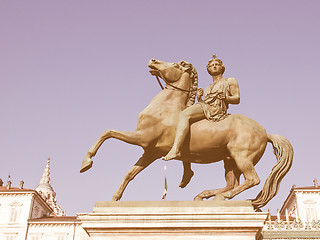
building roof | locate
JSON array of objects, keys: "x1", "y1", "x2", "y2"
[
  {"x1": 29, "y1": 216, "x2": 79, "y2": 223},
  {"x1": 0, "y1": 186, "x2": 37, "y2": 192},
  {"x1": 280, "y1": 182, "x2": 320, "y2": 213},
  {"x1": 292, "y1": 186, "x2": 320, "y2": 190},
  {"x1": 1, "y1": 158, "x2": 65, "y2": 217}
]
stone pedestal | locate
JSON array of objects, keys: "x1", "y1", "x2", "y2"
[{"x1": 78, "y1": 201, "x2": 268, "y2": 240}]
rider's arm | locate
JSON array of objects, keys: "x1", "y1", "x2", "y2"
[{"x1": 226, "y1": 77, "x2": 240, "y2": 104}]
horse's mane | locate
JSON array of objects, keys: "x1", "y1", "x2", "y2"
[{"x1": 179, "y1": 60, "x2": 198, "y2": 107}]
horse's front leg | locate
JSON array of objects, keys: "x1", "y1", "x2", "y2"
[
  {"x1": 112, "y1": 152, "x2": 159, "y2": 201},
  {"x1": 80, "y1": 130, "x2": 142, "y2": 173}
]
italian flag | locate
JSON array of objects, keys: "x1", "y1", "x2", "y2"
[{"x1": 162, "y1": 166, "x2": 168, "y2": 200}]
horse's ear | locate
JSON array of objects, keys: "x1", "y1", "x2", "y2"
[
  {"x1": 179, "y1": 60, "x2": 196, "y2": 83},
  {"x1": 179, "y1": 60, "x2": 192, "y2": 74},
  {"x1": 179, "y1": 60, "x2": 190, "y2": 68},
  {"x1": 187, "y1": 68, "x2": 194, "y2": 79}
]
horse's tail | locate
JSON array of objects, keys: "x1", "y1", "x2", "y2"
[{"x1": 252, "y1": 134, "x2": 293, "y2": 211}]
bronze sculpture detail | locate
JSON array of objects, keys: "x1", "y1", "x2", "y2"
[{"x1": 80, "y1": 57, "x2": 293, "y2": 211}]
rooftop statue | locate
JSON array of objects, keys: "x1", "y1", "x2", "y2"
[{"x1": 80, "y1": 56, "x2": 293, "y2": 211}]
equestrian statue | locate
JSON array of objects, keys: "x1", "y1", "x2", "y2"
[{"x1": 80, "y1": 55, "x2": 293, "y2": 211}]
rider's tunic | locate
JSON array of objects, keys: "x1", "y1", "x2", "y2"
[{"x1": 198, "y1": 78, "x2": 230, "y2": 122}]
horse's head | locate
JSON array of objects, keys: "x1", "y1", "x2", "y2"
[
  {"x1": 148, "y1": 59, "x2": 198, "y2": 107},
  {"x1": 148, "y1": 59, "x2": 189, "y2": 83}
]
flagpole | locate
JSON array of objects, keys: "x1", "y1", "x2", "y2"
[{"x1": 162, "y1": 165, "x2": 168, "y2": 200}]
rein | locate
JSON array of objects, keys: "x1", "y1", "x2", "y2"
[
  {"x1": 155, "y1": 75, "x2": 165, "y2": 90},
  {"x1": 155, "y1": 74, "x2": 196, "y2": 93}
]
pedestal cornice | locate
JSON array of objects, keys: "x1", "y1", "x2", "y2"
[{"x1": 78, "y1": 201, "x2": 268, "y2": 240}]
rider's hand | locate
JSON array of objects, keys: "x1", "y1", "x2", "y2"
[
  {"x1": 217, "y1": 92, "x2": 226, "y2": 100},
  {"x1": 197, "y1": 88, "x2": 203, "y2": 101}
]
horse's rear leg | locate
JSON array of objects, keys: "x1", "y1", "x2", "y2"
[
  {"x1": 215, "y1": 153, "x2": 260, "y2": 201},
  {"x1": 80, "y1": 130, "x2": 142, "y2": 173},
  {"x1": 179, "y1": 161, "x2": 194, "y2": 188},
  {"x1": 194, "y1": 158, "x2": 241, "y2": 200},
  {"x1": 112, "y1": 152, "x2": 159, "y2": 201}
]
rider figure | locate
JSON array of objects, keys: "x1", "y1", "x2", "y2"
[{"x1": 163, "y1": 55, "x2": 240, "y2": 188}]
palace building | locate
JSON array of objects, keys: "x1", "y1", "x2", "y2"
[
  {"x1": 0, "y1": 159, "x2": 88, "y2": 240},
  {"x1": 0, "y1": 159, "x2": 319, "y2": 240},
  {"x1": 262, "y1": 180, "x2": 320, "y2": 239}
]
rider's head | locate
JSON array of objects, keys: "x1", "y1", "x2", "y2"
[{"x1": 207, "y1": 55, "x2": 225, "y2": 76}]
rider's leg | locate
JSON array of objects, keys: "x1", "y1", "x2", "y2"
[
  {"x1": 163, "y1": 104, "x2": 205, "y2": 160},
  {"x1": 164, "y1": 104, "x2": 205, "y2": 188}
]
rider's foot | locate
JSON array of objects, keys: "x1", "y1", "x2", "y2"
[
  {"x1": 162, "y1": 149, "x2": 182, "y2": 160},
  {"x1": 80, "y1": 154, "x2": 93, "y2": 173},
  {"x1": 179, "y1": 169, "x2": 194, "y2": 188}
]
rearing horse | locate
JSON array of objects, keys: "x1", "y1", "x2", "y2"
[{"x1": 80, "y1": 59, "x2": 293, "y2": 210}]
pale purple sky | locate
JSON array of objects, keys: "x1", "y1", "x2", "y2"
[{"x1": 1, "y1": 1, "x2": 320, "y2": 215}]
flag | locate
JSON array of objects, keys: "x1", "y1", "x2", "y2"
[{"x1": 162, "y1": 166, "x2": 167, "y2": 200}]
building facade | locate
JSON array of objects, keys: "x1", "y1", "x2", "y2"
[
  {"x1": 0, "y1": 159, "x2": 88, "y2": 240},
  {"x1": 262, "y1": 181, "x2": 320, "y2": 239}
]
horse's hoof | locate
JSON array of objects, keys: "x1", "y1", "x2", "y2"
[
  {"x1": 193, "y1": 196, "x2": 204, "y2": 201},
  {"x1": 179, "y1": 170, "x2": 194, "y2": 188},
  {"x1": 112, "y1": 195, "x2": 120, "y2": 201},
  {"x1": 80, "y1": 156, "x2": 93, "y2": 173},
  {"x1": 212, "y1": 194, "x2": 225, "y2": 202}
]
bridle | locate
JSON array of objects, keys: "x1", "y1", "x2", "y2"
[{"x1": 154, "y1": 71, "x2": 197, "y2": 93}]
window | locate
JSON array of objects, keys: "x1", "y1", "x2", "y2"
[
  {"x1": 303, "y1": 199, "x2": 318, "y2": 222},
  {"x1": 306, "y1": 207, "x2": 318, "y2": 221},
  {"x1": 29, "y1": 233, "x2": 41, "y2": 240},
  {"x1": 9, "y1": 207, "x2": 20, "y2": 223},
  {"x1": 9, "y1": 201, "x2": 22, "y2": 223},
  {"x1": 57, "y1": 234, "x2": 68, "y2": 240},
  {"x1": 5, "y1": 233, "x2": 17, "y2": 240}
]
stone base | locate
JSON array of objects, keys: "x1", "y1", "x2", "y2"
[{"x1": 78, "y1": 201, "x2": 268, "y2": 240}]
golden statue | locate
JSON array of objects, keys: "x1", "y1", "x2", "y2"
[{"x1": 80, "y1": 56, "x2": 293, "y2": 211}]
